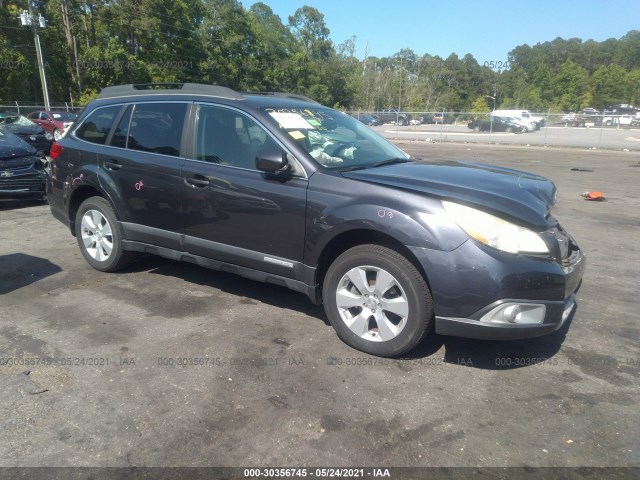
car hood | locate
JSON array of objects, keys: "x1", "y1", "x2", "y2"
[
  {"x1": 1, "y1": 124, "x2": 46, "y2": 136},
  {"x1": 0, "y1": 131, "x2": 37, "y2": 160},
  {"x1": 341, "y1": 161, "x2": 556, "y2": 229}
]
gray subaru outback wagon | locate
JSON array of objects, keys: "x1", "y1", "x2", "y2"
[{"x1": 47, "y1": 83, "x2": 585, "y2": 356}]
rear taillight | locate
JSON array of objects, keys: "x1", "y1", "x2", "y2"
[{"x1": 50, "y1": 142, "x2": 63, "y2": 160}]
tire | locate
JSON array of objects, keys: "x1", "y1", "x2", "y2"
[
  {"x1": 521, "y1": 126, "x2": 528, "y2": 133},
  {"x1": 506, "y1": 127, "x2": 513, "y2": 133},
  {"x1": 75, "y1": 196, "x2": 134, "y2": 272},
  {"x1": 322, "y1": 245, "x2": 433, "y2": 357},
  {"x1": 473, "y1": 125, "x2": 481, "y2": 132},
  {"x1": 53, "y1": 128, "x2": 62, "y2": 141},
  {"x1": 397, "y1": 117, "x2": 406, "y2": 126}
]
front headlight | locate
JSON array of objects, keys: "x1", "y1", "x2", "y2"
[{"x1": 442, "y1": 201, "x2": 549, "y2": 254}]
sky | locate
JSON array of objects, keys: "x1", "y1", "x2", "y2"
[{"x1": 246, "y1": 0, "x2": 640, "y2": 64}]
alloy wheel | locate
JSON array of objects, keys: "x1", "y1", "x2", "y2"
[
  {"x1": 334, "y1": 265, "x2": 409, "y2": 342},
  {"x1": 80, "y1": 209, "x2": 113, "y2": 261}
]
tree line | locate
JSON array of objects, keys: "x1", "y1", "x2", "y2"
[{"x1": 1, "y1": 0, "x2": 639, "y2": 113}]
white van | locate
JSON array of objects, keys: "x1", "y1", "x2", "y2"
[{"x1": 492, "y1": 109, "x2": 545, "y2": 130}]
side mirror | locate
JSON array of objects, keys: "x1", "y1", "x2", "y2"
[{"x1": 255, "y1": 147, "x2": 289, "y2": 173}]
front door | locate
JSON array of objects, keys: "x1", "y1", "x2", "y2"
[{"x1": 181, "y1": 104, "x2": 308, "y2": 279}]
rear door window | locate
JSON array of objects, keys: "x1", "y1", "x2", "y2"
[{"x1": 126, "y1": 103, "x2": 187, "y2": 157}]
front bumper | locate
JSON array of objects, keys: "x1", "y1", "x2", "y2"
[
  {"x1": 435, "y1": 294, "x2": 578, "y2": 340},
  {"x1": 409, "y1": 234, "x2": 586, "y2": 340},
  {"x1": 0, "y1": 171, "x2": 47, "y2": 200}
]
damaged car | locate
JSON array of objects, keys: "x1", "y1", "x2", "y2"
[
  {"x1": 0, "y1": 129, "x2": 48, "y2": 202},
  {"x1": 0, "y1": 112, "x2": 54, "y2": 154},
  {"x1": 47, "y1": 83, "x2": 585, "y2": 356}
]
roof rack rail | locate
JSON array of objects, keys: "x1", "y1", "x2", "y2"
[
  {"x1": 98, "y1": 83, "x2": 244, "y2": 100},
  {"x1": 241, "y1": 91, "x2": 319, "y2": 104}
]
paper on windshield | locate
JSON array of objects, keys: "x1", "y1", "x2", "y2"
[
  {"x1": 269, "y1": 112, "x2": 315, "y2": 130},
  {"x1": 288, "y1": 130, "x2": 305, "y2": 140}
]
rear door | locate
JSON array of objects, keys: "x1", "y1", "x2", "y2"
[{"x1": 97, "y1": 102, "x2": 188, "y2": 249}]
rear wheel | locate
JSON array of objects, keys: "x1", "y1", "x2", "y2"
[
  {"x1": 397, "y1": 117, "x2": 407, "y2": 126},
  {"x1": 75, "y1": 196, "x2": 134, "y2": 272},
  {"x1": 506, "y1": 126, "x2": 514, "y2": 133},
  {"x1": 322, "y1": 245, "x2": 433, "y2": 357}
]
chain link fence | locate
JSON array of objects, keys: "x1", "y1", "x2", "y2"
[
  {"x1": 2, "y1": 102, "x2": 639, "y2": 150},
  {"x1": 347, "y1": 110, "x2": 640, "y2": 151},
  {"x1": 0, "y1": 102, "x2": 83, "y2": 115}
]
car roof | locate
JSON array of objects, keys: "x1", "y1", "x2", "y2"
[{"x1": 95, "y1": 83, "x2": 320, "y2": 110}]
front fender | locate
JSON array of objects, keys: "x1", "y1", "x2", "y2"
[{"x1": 304, "y1": 172, "x2": 468, "y2": 267}]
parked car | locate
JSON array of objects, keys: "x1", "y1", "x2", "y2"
[
  {"x1": 353, "y1": 114, "x2": 383, "y2": 126},
  {"x1": 562, "y1": 108, "x2": 601, "y2": 127},
  {"x1": 419, "y1": 112, "x2": 455, "y2": 125},
  {"x1": 492, "y1": 109, "x2": 544, "y2": 129},
  {"x1": 601, "y1": 104, "x2": 639, "y2": 126},
  {"x1": 26, "y1": 110, "x2": 78, "y2": 141},
  {"x1": 47, "y1": 83, "x2": 584, "y2": 356},
  {"x1": 468, "y1": 116, "x2": 525, "y2": 133},
  {"x1": 0, "y1": 112, "x2": 54, "y2": 154},
  {"x1": 0, "y1": 129, "x2": 48, "y2": 201},
  {"x1": 376, "y1": 109, "x2": 412, "y2": 126}
]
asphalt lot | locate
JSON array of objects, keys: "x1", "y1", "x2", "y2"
[
  {"x1": 0, "y1": 143, "x2": 639, "y2": 470},
  {"x1": 375, "y1": 123, "x2": 640, "y2": 151}
]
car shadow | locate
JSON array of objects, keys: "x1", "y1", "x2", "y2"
[
  {"x1": 405, "y1": 304, "x2": 576, "y2": 370},
  {"x1": 0, "y1": 198, "x2": 48, "y2": 211},
  {"x1": 121, "y1": 255, "x2": 329, "y2": 325},
  {"x1": 0, "y1": 253, "x2": 62, "y2": 295},
  {"x1": 120, "y1": 255, "x2": 574, "y2": 365}
]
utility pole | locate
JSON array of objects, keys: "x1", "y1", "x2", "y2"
[{"x1": 19, "y1": 3, "x2": 50, "y2": 110}]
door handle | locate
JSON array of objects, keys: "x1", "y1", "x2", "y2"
[
  {"x1": 185, "y1": 175, "x2": 210, "y2": 187},
  {"x1": 103, "y1": 160, "x2": 122, "y2": 170}
]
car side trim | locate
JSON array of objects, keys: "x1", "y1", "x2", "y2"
[
  {"x1": 121, "y1": 239, "x2": 319, "y2": 301},
  {"x1": 120, "y1": 221, "x2": 314, "y2": 286}
]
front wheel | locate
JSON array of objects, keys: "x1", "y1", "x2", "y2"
[
  {"x1": 322, "y1": 245, "x2": 433, "y2": 357},
  {"x1": 75, "y1": 196, "x2": 134, "y2": 272}
]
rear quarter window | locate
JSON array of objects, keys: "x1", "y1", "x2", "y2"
[{"x1": 74, "y1": 106, "x2": 121, "y2": 145}]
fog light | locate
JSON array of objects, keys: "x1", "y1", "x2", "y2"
[{"x1": 479, "y1": 303, "x2": 546, "y2": 325}]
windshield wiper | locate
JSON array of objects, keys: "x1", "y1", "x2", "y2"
[
  {"x1": 336, "y1": 164, "x2": 369, "y2": 172},
  {"x1": 371, "y1": 158, "x2": 413, "y2": 168},
  {"x1": 336, "y1": 157, "x2": 413, "y2": 172}
]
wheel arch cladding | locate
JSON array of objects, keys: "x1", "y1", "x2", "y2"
[
  {"x1": 68, "y1": 185, "x2": 105, "y2": 235},
  {"x1": 315, "y1": 229, "x2": 433, "y2": 303}
]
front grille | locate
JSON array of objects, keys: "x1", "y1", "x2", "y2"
[
  {"x1": 0, "y1": 165, "x2": 45, "y2": 191},
  {"x1": 0, "y1": 177, "x2": 44, "y2": 187}
]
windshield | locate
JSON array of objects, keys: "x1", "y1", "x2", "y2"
[
  {"x1": 0, "y1": 115, "x2": 36, "y2": 127},
  {"x1": 260, "y1": 106, "x2": 409, "y2": 170},
  {"x1": 51, "y1": 112, "x2": 77, "y2": 121}
]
